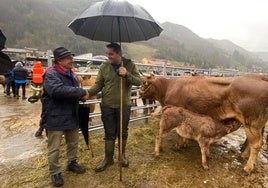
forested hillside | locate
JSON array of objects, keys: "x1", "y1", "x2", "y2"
[{"x1": 0, "y1": 0, "x2": 267, "y2": 71}]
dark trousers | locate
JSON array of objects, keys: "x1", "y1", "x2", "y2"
[
  {"x1": 101, "y1": 105, "x2": 131, "y2": 141},
  {"x1": 6, "y1": 81, "x2": 15, "y2": 95},
  {"x1": 15, "y1": 83, "x2": 26, "y2": 96}
]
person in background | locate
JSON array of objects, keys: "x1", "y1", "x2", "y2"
[
  {"x1": 42, "y1": 47, "x2": 88, "y2": 187},
  {"x1": 88, "y1": 43, "x2": 142, "y2": 172},
  {"x1": 12, "y1": 61, "x2": 28, "y2": 99},
  {"x1": 4, "y1": 67, "x2": 15, "y2": 97},
  {"x1": 31, "y1": 61, "x2": 45, "y2": 94},
  {"x1": 30, "y1": 61, "x2": 46, "y2": 137}
]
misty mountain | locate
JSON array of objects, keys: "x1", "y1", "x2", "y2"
[
  {"x1": 0, "y1": 0, "x2": 267, "y2": 72},
  {"x1": 254, "y1": 52, "x2": 268, "y2": 62}
]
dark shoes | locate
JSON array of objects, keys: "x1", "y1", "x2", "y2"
[
  {"x1": 51, "y1": 173, "x2": 64, "y2": 187},
  {"x1": 66, "y1": 160, "x2": 86, "y2": 174},
  {"x1": 51, "y1": 161, "x2": 85, "y2": 187}
]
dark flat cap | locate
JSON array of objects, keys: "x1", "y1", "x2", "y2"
[{"x1": 53, "y1": 47, "x2": 74, "y2": 61}]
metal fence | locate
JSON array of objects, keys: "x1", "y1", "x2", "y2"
[{"x1": 79, "y1": 89, "x2": 159, "y2": 132}]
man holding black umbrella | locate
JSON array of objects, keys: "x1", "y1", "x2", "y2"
[
  {"x1": 88, "y1": 43, "x2": 142, "y2": 172},
  {"x1": 42, "y1": 47, "x2": 88, "y2": 187}
]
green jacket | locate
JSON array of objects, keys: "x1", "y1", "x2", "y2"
[{"x1": 88, "y1": 58, "x2": 142, "y2": 108}]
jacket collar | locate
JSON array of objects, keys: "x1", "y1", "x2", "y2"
[{"x1": 54, "y1": 64, "x2": 74, "y2": 77}]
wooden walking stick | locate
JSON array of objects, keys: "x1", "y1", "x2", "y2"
[
  {"x1": 119, "y1": 67, "x2": 123, "y2": 181},
  {"x1": 88, "y1": 132, "x2": 94, "y2": 158}
]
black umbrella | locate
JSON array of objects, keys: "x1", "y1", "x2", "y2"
[
  {"x1": 79, "y1": 104, "x2": 94, "y2": 157},
  {"x1": 0, "y1": 52, "x2": 13, "y2": 74},
  {"x1": 0, "y1": 29, "x2": 7, "y2": 51},
  {"x1": 69, "y1": 0, "x2": 162, "y2": 180},
  {"x1": 68, "y1": 0, "x2": 163, "y2": 43}
]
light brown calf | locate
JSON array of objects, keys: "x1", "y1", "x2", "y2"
[
  {"x1": 77, "y1": 75, "x2": 99, "y2": 125},
  {"x1": 156, "y1": 105, "x2": 242, "y2": 170}
]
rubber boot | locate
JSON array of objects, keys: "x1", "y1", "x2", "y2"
[
  {"x1": 94, "y1": 140, "x2": 115, "y2": 172},
  {"x1": 119, "y1": 139, "x2": 129, "y2": 167}
]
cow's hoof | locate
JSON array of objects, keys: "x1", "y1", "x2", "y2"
[
  {"x1": 203, "y1": 166, "x2": 209, "y2": 170},
  {"x1": 242, "y1": 165, "x2": 254, "y2": 175},
  {"x1": 240, "y1": 169, "x2": 250, "y2": 176}
]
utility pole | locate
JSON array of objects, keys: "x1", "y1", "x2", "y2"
[{"x1": 47, "y1": 50, "x2": 52, "y2": 67}]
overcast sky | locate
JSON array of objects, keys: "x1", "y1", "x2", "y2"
[{"x1": 129, "y1": 0, "x2": 268, "y2": 52}]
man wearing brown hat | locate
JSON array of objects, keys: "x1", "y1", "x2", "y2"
[{"x1": 41, "y1": 47, "x2": 88, "y2": 187}]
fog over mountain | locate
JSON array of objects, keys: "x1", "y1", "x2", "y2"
[{"x1": 0, "y1": 0, "x2": 267, "y2": 72}]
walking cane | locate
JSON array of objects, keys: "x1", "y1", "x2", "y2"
[
  {"x1": 87, "y1": 131, "x2": 94, "y2": 158},
  {"x1": 119, "y1": 65, "x2": 123, "y2": 181}
]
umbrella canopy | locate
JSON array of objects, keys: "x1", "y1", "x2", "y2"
[
  {"x1": 0, "y1": 29, "x2": 7, "y2": 51},
  {"x1": 68, "y1": 0, "x2": 163, "y2": 43}
]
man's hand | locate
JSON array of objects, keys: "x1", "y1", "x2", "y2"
[
  {"x1": 81, "y1": 90, "x2": 89, "y2": 102},
  {"x1": 118, "y1": 67, "x2": 127, "y2": 77}
]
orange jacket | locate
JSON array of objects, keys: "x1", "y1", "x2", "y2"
[{"x1": 32, "y1": 61, "x2": 45, "y2": 84}]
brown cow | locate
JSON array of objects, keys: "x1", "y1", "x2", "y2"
[
  {"x1": 156, "y1": 105, "x2": 241, "y2": 170},
  {"x1": 140, "y1": 74, "x2": 268, "y2": 173},
  {"x1": 0, "y1": 75, "x2": 6, "y2": 92}
]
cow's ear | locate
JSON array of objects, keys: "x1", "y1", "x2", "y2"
[
  {"x1": 142, "y1": 73, "x2": 150, "y2": 78},
  {"x1": 150, "y1": 73, "x2": 155, "y2": 78},
  {"x1": 141, "y1": 77, "x2": 147, "y2": 84}
]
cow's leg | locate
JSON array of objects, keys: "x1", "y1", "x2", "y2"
[
  {"x1": 155, "y1": 131, "x2": 162, "y2": 156},
  {"x1": 205, "y1": 145, "x2": 211, "y2": 158},
  {"x1": 175, "y1": 135, "x2": 188, "y2": 150},
  {"x1": 265, "y1": 134, "x2": 268, "y2": 151},
  {"x1": 241, "y1": 127, "x2": 265, "y2": 152},
  {"x1": 198, "y1": 140, "x2": 209, "y2": 170},
  {"x1": 242, "y1": 126, "x2": 263, "y2": 173},
  {"x1": 155, "y1": 121, "x2": 165, "y2": 156},
  {"x1": 2, "y1": 83, "x2": 6, "y2": 93},
  {"x1": 89, "y1": 102, "x2": 96, "y2": 126}
]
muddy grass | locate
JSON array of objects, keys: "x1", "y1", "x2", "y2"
[
  {"x1": 0, "y1": 120, "x2": 267, "y2": 188},
  {"x1": 0, "y1": 89, "x2": 267, "y2": 188}
]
